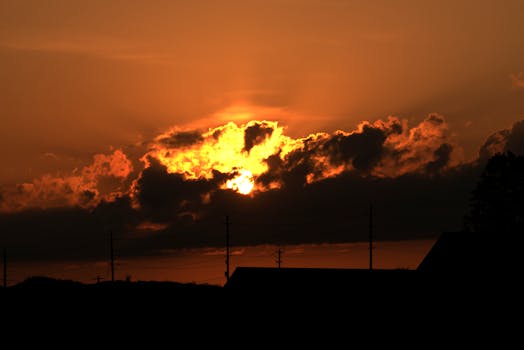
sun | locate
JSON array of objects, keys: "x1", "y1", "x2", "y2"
[
  {"x1": 146, "y1": 119, "x2": 294, "y2": 196},
  {"x1": 225, "y1": 169, "x2": 255, "y2": 195}
]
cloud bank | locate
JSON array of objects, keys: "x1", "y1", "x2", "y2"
[
  {"x1": 1, "y1": 115, "x2": 523, "y2": 261},
  {"x1": 0, "y1": 150, "x2": 132, "y2": 212}
]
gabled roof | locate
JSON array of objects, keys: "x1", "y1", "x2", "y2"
[
  {"x1": 225, "y1": 266, "x2": 414, "y2": 291},
  {"x1": 417, "y1": 231, "x2": 523, "y2": 274}
]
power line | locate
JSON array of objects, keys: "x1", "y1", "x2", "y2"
[
  {"x1": 276, "y1": 248, "x2": 283, "y2": 269},
  {"x1": 109, "y1": 231, "x2": 115, "y2": 283},
  {"x1": 369, "y1": 203, "x2": 373, "y2": 272},
  {"x1": 225, "y1": 215, "x2": 230, "y2": 283},
  {"x1": 3, "y1": 248, "x2": 6, "y2": 288}
]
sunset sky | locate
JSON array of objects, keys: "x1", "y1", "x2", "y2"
[{"x1": 1, "y1": 1, "x2": 524, "y2": 274}]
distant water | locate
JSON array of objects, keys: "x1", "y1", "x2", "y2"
[{"x1": 7, "y1": 239, "x2": 435, "y2": 286}]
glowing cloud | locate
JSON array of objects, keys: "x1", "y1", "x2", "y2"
[
  {"x1": 0, "y1": 150, "x2": 133, "y2": 212},
  {"x1": 375, "y1": 114, "x2": 459, "y2": 176},
  {"x1": 143, "y1": 114, "x2": 460, "y2": 196},
  {"x1": 144, "y1": 120, "x2": 301, "y2": 194},
  {"x1": 0, "y1": 113, "x2": 464, "y2": 212},
  {"x1": 224, "y1": 169, "x2": 255, "y2": 195}
]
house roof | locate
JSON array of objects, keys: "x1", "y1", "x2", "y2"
[
  {"x1": 225, "y1": 266, "x2": 415, "y2": 291},
  {"x1": 417, "y1": 231, "x2": 523, "y2": 274},
  {"x1": 225, "y1": 232, "x2": 523, "y2": 292}
]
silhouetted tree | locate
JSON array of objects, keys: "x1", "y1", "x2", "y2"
[{"x1": 465, "y1": 152, "x2": 524, "y2": 234}]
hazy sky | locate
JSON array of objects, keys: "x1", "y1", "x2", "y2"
[
  {"x1": 2, "y1": 0, "x2": 524, "y2": 184},
  {"x1": 2, "y1": 1, "x2": 524, "y2": 263}
]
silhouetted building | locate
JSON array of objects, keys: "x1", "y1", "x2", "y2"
[
  {"x1": 225, "y1": 267, "x2": 414, "y2": 292},
  {"x1": 418, "y1": 231, "x2": 523, "y2": 274},
  {"x1": 227, "y1": 232, "x2": 523, "y2": 292}
]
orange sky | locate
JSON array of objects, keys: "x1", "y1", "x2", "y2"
[
  {"x1": 2, "y1": 1, "x2": 524, "y2": 272},
  {"x1": 2, "y1": 0, "x2": 524, "y2": 185}
]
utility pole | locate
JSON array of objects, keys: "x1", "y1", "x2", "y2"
[
  {"x1": 225, "y1": 216, "x2": 230, "y2": 283},
  {"x1": 276, "y1": 248, "x2": 282, "y2": 269},
  {"x1": 110, "y1": 231, "x2": 115, "y2": 283},
  {"x1": 3, "y1": 248, "x2": 6, "y2": 288},
  {"x1": 369, "y1": 203, "x2": 373, "y2": 272}
]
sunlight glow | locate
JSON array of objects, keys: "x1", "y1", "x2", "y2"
[
  {"x1": 225, "y1": 169, "x2": 254, "y2": 195},
  {"x1": 145, "y1": 120, "x2": 302, "y2": 195}
]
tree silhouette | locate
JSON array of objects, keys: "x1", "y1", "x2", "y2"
[{"x1": 465, "y1": 152, "x2": 524, "y2": 234}]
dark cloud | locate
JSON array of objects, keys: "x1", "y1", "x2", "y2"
[
  {"x1": 324, "y1": 126, "x2": 388, "y2": 171},
  {"x1": 143, "y1": 164, "x2": 479, "y2": 248},
  {"x1": 211, "y1": 129, "x2": 223, "y2": 140},
  {"x1": 243, "y1": 122, "x2": 274, "y2": 152},
  {"x1": 425, "y1": 143, "x2": 453, "y2": 174},
  {"x1": 0, "y1": 197, "x2": 138, "y2": 261},
  {"x1": 479, "y1": 119, "x2": 524, "y2": 160},
  {"x1": 504, "y1": 120, "x2": 524, "y2": 155},
  {"x1": 158, "y1": 131, "x2": 203, "y2": 148},
  {"x1": 479, "y1": 130, "x2": 509, "y2": 161},
  {"x1": 257, "y1": 135, "x2": 330, "y2": 188},
  {"x1": 257, "y1": 115, "x2": 453, "y2": 187},
  {"x1": 134, "y1": 157, "x2": 223, "y2": 222},
  {"x1": 0, "y1": 161, "x2": 483, "y2": 262},
  {"x1": 78, "y1": 190, "x2": 97, "y2": 206}
]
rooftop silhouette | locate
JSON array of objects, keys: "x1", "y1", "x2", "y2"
[{"x1": 418, "y1": 231, "x2": 523, "y2": 274}]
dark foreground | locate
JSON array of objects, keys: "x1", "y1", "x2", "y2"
[
  {"x1": 1, "y1": 272, "x2": 520, "y2": 343},
  {"x1": 2, "y1": 231, "x2": 521, "y2": 340},
  {"x1": 2, "y1": 270, "x2": 520, "y2": 305}
]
